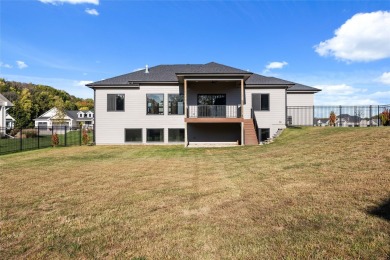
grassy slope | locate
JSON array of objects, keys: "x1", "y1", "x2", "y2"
[{"x1": 1, "y1": 127, "x2": 389, "y2": 259}]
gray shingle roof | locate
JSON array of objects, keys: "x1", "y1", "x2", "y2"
[
  {"x1": 288, "y1": 83, "x2": 321, "y2": 92},
  {"x1": 87, "y1": 62, "x2": 290, "y2": 86},
  {"x1": 35, "y1": 110, "x2": 94, "y2": 121},
  {"x1": 0, "y1": 93, "x2": 14, "y2": 106},
  {"x1": 34, "y1": 116, "x2": 50, "y2": 120},
  {"x1": 245, "y1": 74, "x2": 294, "y2": 85},
  {"x1": 86, "y1": 62, "x2": 319, "y2": 91}
]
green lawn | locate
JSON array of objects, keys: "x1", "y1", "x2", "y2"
[{"x1": 1, "y1": 127, "x2": 389, "y2": 259}]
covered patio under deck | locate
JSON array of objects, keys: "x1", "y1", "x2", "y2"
[{"x1": 186, "y1": 122, "x2": 243, "y2": 147}]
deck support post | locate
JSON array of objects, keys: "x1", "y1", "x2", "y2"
[
  {"x1": 184, "y1": 79, "x2": 188, "y2": 147},
  {"x1": 241, "y1": 122, "x2": 244, "y2": 146},
  {"x1": 240, "y1": 79, "x2": 244, "y2": 118}
]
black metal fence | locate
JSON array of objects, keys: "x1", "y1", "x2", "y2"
[
  {"x1": 0, "y1": 126, "x2": 94, "y2": 155},
  {"x1": 287, "y1": 105, "x2": 390, "y2": 127}
]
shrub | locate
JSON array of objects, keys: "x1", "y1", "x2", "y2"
[
  {"x1": 82, "y1": 129, "x2": 90, "y2": 145},
  {"x1": 329, "y1": 111, "x2": 337, "y2": 127},
  {"x1": 380, "y1": 109, "x2": 389, "y2": 126},
  {"x1": 24, "y1": 129, "x2": 38, "y2": 138},
  {"x1": 52, "y1": 133, "x2": 59, "y2": 147},
  {"x1": 9, "y1": 129, "x2": 19, "y2": 137}
]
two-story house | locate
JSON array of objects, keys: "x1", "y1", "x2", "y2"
[{"x1": 87, "y1": 62, "x2": 320, "y2": 146}]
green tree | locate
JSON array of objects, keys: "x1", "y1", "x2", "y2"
[
  {"x1": 13, "y1": 89, "x2": 33, "y2": 128},
  {"x1": 53, "y1": 97, "x2": 67, "y2": 126}
]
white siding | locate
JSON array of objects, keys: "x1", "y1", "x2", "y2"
[
  {"x1": 244, "y1": 88, "x2": 286, "y2": 138},
  {"x1": 287, "y1": 93, "x2": 314, "y2": 106},
  {"x1": 0, "y1": 106, "x2": 4, "y2": 128},
  {"x1": 95, "y1": 86, "x2": 185, "y2": 144},
  {"x1": 0, "y1": 106, "x2": 5, "y2": 136}
]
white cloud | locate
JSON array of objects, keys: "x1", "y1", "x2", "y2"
[
  {"x1": 16, "y1": 61, "x2": 28, "y2": 69},
  {"x1": 85, "y1": 8, "x2": 99, "y2": 16},
  {"x1": 315, "y1": 11, "x2": 390, "y2": 62},
  {"x1": 313, "y1": 84, "x2": 390, "y2": 105},
  {"x1": 38, "y1": 0, "x2": 99, "y2": 5},
  {"x1": 315, "y1": 84, "x2": 366, "y2": 96},
  {"x1": 378, "y1": 72, "x2": 390, "y2": 85},
  {"x1": 263, "y1": 61, "x2": 288, "y2": 74},
  {"x1": 74, "y1": 80, "x2": 93, "y2": 87},
  {"x1": 265, "y1": 61, "x2": 288, "y2": 70},
  {"x1": 0, "y1": 62, "x2": 12, "y2": 68}
]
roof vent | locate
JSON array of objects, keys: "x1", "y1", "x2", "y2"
[{"x1": 145, "y1": 65, "x2": 149, "y2": 73}]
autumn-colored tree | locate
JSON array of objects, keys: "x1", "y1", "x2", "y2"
[
  {"x1": 329, "y1": 111, "x2": 337, "y2": 127},
  {"x1": 1, "y1": 78, "x2": 93, "y2": 127},
  {"x1": 380, "y1": 109, "x2": 390, "y2": 126},
  {"x1": 82, "y1": 129, "x2": 90, "y2": 145},
  {"x1": 51, "y1": 133, "x2": 59, "y2": 146}
]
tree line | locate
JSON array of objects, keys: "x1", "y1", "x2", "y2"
[{"x1": 0, "y1": 78, "x2": 94, "y2": 128}]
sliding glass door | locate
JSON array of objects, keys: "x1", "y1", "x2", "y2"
[{"x1": 197, "y1": 94, "x2": 226, "y2": 118}]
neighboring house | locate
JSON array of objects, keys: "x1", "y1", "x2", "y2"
[
  {"x1": 34, "y1": 108, "x2": 94, "y2": 129},
  {"x1": 0, "y1": 93, "x2": 14, "y2": 136},
  {"x1": 5, "y1": 113, "x2": 15, "y2": 129},
  {"x1": 360, "y1": 119, "x2": 381, "y2": 127},
  {"x1": 87, "y1": 62, "x2": 321, "y2": 146},
  {"x1": 315, "y1": 119, "x2": 328, "y2": 127}
]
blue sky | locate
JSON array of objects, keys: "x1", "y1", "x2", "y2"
[{"x1": 1, "y1": 0, "x2": 390, "y2": 105}]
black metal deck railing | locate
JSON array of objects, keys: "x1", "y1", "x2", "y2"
[{"x1": 187, "y1": 105, "x2": 240, "y2": 118}]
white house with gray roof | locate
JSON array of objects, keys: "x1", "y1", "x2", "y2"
[
  {"x1": 87, "y1": 62, "x2": 320, "y2": 146},
  {"x1": 0, "y1": 93, "x2": 14, "y2": 136},
  {"x1": 34, "y1": 108, "x2": 94, "y2": 129}
]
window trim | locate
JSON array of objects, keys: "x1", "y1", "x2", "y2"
[
  {"x1": 252, "y1": 93, "x2": 270, "y2": 112},
  {"x1": 260, "y1": 94, "x2": 270, "y2": 111},
  {"x1": 258, "y1": 128, "x2": 270, "y2": 142},
  {"x1": 107, "y1": 94, "x2": 125, "y2": 112},
  {"x1": 168, "y1": 93, "x2": 184, "y2": 116},
  {"x1": 146, "y1": 128, "x2": 164, "y2": 142},
  {"x1": 168, "y1": 128, "x2": 185, "y2": 143},
  {"x1": 124, "y1": 128, "x2": 143, "y2": 143},
  {"x1": 146, "y1": 93, "x2": 164, "y2": 115}
]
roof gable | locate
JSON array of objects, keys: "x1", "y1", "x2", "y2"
[{"x1": 0, "y1": 93, "x2": 14, "y2": 107}]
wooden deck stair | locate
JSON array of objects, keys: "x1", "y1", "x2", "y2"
[{"x1": 244, "y1": 119, "x2": 258, "y2": 145}]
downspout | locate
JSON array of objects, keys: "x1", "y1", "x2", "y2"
[{"x1": 285, "y1": 87, "x2": 288, "y2": 126}]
